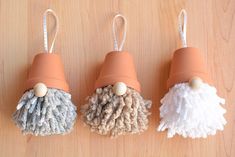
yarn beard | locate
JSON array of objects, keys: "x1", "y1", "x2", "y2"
[
  {"x1": 13, "y1": 88, "x2": 77, "y2": 136},
  {"x1": 158, "y1": 82, "x2": 226, "y2": 138},
  {"x1": 82, "y1": 85, "x2": 152, "y2": 137}
]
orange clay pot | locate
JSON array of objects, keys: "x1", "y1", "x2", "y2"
[
  {"x1": 95, "y1": 51, "x2": 141, "y2": 92},
  {"x1": 25, "y1": 53, "x2": 69, "y2": 92},
  {"x1": 167, "y1": 47, "x2": 212, "y2": 89}
]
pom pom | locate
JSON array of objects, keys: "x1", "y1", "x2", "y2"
[
  {"x1": 13, "y1": 88, "x2": 77, "y2": 136},
  {"x1": 157, "y1": 82, "x2": 226, "y2": 138},
  {"x1": 82, "y1": 85, "x2": 151, "y2": 137}
]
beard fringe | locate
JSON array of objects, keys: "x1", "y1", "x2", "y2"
[
  {"x1": 158, "y1": 82, "x2": 226, "y2": 138},
  {"x1": 82, "y1": 85, "x2": 152, "y2": 137},
  {"x1": 13, "y1": 88, "x2": 77, "y2": 136}
]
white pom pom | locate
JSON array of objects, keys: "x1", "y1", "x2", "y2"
[
  {"x1": 157, "y1": 82, "x2": 226, "y2": 138},
  {"x1": 33, "y1": 83, "x2": 48, "y2": 97},
  {"x1": 189, "y1": 76, "x2": 203, "y2": 90},
  {"x1": 112, "y1": 82, "x2": 127, "y2": 96}
]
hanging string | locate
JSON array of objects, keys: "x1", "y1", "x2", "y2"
[
  {"x1": 112, "y1": 14, "x2": 127, "y2": 52},
  {"x1": 178, "y1": 9, "x2": 187, "y2": 47},
  {"x1": 43, "y1": 9, "x2": 59, "y2": 53}
]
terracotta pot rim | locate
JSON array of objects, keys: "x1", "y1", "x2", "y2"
[
  {"x1": 25, "y1": 77, "x2": 69, "y2": 92},
  {"x1": 95, "y1": 76, "x2": 141, "y2": 92},
  {"x1": 167, "y1": 72, "x2": 212, "y2": 89}
]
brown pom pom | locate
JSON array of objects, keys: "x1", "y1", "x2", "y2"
[{"x1": 82, "y1": 85, "x2": 151, "y2": 137}]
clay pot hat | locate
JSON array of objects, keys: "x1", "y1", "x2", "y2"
[
  {"x1": 167, "y1": 47, "x2": 211, "y2": 89},
  {"x1": 25, "y1": 53, "x2": 69, "y2": 92},
  {"x1": 95, "y1": 51, "x2": 141, "y2": 92},
  {"x1": 25, "y1": 9, "x2": 69, "y2": 92},
  {"x1": 167, "y1": 9, "x2": 212, "y2": 89},
  {"x1": 94, "y1": 14, "x2": 141, "y2": 93}
]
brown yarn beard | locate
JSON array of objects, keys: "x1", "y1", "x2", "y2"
[{"x1": 82, "y1": 85, "x2": 152, "y2": 137}]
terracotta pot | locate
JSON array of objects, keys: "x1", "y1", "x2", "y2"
[
  {"x1": 95, "y1": 51, "x2": 141, "y2": 92},
  {"x1": 25, "y1": 53, "x2": 69, "y2": 92},
  {"x1": 167, "y1": 47, "x2": 212, "y2": 89}
]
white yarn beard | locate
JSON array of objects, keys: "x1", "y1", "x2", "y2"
[
  {"x1": 13, "y1": 88, "x2": 77, "y2": 136},
  {"x1": 158, "y1": 82, "x2": 226, "y2": 138}
]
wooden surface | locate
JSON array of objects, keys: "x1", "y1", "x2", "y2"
[{"x1": 0, "y1": 0, "x2": 235, "y2": 157}]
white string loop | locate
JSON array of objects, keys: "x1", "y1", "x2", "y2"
[
  {"x1": 178, "y1": 9, "x2": 187, "y2": 47},
  {"x1": 112, "y1": 14, "x2": 127, "y2": 52},
  {"x1": 43, "y1": 9, "x2": 59, "y2": 53}
]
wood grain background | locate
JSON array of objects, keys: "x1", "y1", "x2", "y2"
[{"x1": 0, "y1": 0, "x2": 235, "y2": 157}]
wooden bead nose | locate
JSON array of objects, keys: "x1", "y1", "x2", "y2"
[
  {"x1": 189, "y1": 76, "x2": 203, "y2": 90},
  {"x1": 112, "y1": 82, "x2": 127, "y2": 96},
  {"x1": 33, "y1": 83, "x2": 48, "y2": 97}
]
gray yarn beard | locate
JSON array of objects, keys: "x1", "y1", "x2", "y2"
[
  {"x1": 13, "y1": 88, "x2": 77, "y2": 136},
  {"x1": 82, "y1": 85, "x2": 152, "y2": 137}
]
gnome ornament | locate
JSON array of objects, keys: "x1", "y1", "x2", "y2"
[
  {"x1": 13, "y1": 9, "x2": 77, "y2": 136},
  {"x1": 82, "y1": 14, "x2": 152, "y2": 137},
  {"x1": 157, "y1": 10, "x2": 226, "y2": 138}
]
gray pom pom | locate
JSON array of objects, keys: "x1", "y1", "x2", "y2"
[{"x1": 13, "y1": 88, "x2": 77, "y2": 136}]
